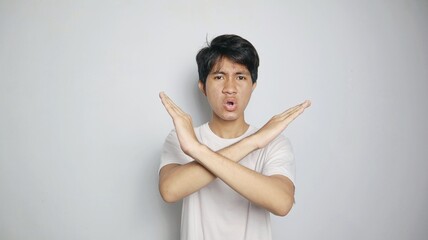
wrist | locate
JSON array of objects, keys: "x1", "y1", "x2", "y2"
[
  {"x1": 186, "y1": 142, "x2": 207, "y2": 159},
  {"x1": 243, "y1": 133, "x2": 260, "y2": 151}
]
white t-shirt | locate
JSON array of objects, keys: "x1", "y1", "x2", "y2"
[{"x1": 159, "y1": 123, "x2": 295, "y2": 240}]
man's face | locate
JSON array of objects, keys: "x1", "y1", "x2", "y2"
[{"x1": 199, "y1": 57, "x2": 257, "y2": 123}]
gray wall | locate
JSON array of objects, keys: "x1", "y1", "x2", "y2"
[{"x1": 1, "y1": 1, "x2": 427, "y2": 239}]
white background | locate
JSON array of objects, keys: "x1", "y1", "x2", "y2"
[{"x1": 1, "y1": 1, "x2": 427, "y2": 239}]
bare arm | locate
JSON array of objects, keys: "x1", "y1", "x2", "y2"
[
  {"x1": 158, "y1": 92, "x2": 310, "y2": 215},
  {"x1": 189, "y1": 143, "x2": 295, "y2": 216},
  {"x1": 159, "y1": 93, "x2": 260, "y2": 203}
]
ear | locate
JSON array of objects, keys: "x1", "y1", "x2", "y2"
[
  {"x1": 198, "y1": 81, "x2": 206, "y2": 96},
  {"x1": 252, "y1": 82, "x2": 257, "y2": 91}
]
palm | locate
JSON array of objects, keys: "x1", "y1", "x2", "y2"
[
  {"x1": 255, "y1": 100, "x2": 311, "y2": 149},
  {"x1": 159, "y1": 92, "x2": 199, "y2": 155}
]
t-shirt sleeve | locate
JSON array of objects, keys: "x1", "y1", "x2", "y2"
[
  {"x1": 261, "y1": 135, "x2": 296, "y2": 185},
  {"x1": 159, "y1": 129, "x2": 193, "y2": 173}
]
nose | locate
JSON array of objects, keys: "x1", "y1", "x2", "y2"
[{"x1": 222, "y1": 79, "x2": 237, "y2": 95}]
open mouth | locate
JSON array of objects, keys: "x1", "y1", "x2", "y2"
[
  {"x1": 226, "y1": 101, "x2": 235, "y2": 106},
  {"x1": 224, "y1": 99, "x2": 237, "y2": 111}
]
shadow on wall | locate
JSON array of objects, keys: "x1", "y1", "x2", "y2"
[
  {"x1": 189, "y1": 68, "x2": 211, "y2": 126},
  {"x1": 194, "y1": 83, "x2": 211, "y2": 126}
]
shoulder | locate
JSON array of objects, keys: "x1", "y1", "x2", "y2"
[
  {"x1": 165, "y1": 123, "x2": 206, "y2": 137},
  {"x1": 265, "y1": 134, "x2": 293, "y2": 155},
  {"x1": 272, "y1": 134, "x2": 292, "y2": 146},
  {"x1": 164, "y1": 123, "x2": 206, "y2": 144}
]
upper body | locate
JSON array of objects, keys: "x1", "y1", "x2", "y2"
[
  {"x1": 158, "y1": 34, "x2": 310, "y2": 239},
  {"x1": 160, "y1": 123, "x2": 295, "y2": 240}
]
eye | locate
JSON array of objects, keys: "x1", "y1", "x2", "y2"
[
  {"x1": 214, "y1": 75, "x2": 223, "y2": 80},
  {"x1": 237, "y1": 75, "x2": 246, "y2": 80}
]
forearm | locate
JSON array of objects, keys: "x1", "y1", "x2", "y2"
[
  {"x1": 190, "y1": 144, "x2": 295, "y2": 216},
  {"x1": 159, "y1": 135, "x2": 259, "y2": 202},
  {"x1": 159, "y1": 92, "x2": 307, "y2": 210},
  {"x1": 159, "y1": 161, "x2": 215, "y2": 203}
]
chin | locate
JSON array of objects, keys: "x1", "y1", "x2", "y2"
[
  {"x1": 212, "y1": 109, "x2": 242, "y2": 122},
  {"x1": 219, "y1": 113, "x2": 240, "y2": 121}
]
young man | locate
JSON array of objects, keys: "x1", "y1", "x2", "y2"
[{"x1": 159, "y1": 34, "x2": 310, "y2": 240}]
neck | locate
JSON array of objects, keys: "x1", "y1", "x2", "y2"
[{"x1": 208, "y1": 115, "x2": 249, "y2": 139}]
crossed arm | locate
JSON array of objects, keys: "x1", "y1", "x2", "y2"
[{"x1": 158, "y1": 92, "x2": 310, "y2": 216}]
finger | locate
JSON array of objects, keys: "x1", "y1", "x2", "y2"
[
  {"x1": 159, "y1": 92, "x2": 188, "y2": 117},
  {"x1": 159, "y1": 92, "x2": 180, "y2": 116},
  {"x1": 282, "y1": 103, "x2": 309, "y2": 124},
  {"x1": 160, "y1": 92, "x2": 175, "y2": 108},
  {"x1": 276, "y1": 105, "x2": 300, "y2": 119},
  {"x1": 302, "y1": 100, "x2": 311, "y2": 108},
  {"x1": 279, "y1": 100, "x2": 311, "y2": 121},
  {"x1": 160, "y1": 92, "x2": 179, "y2": 111},
  {"x1": 160, "y1": 92, "x2": 181, "y2": 111},
  {"x1": 278, "y1": 100, "x2": 309, "y2": 118}
]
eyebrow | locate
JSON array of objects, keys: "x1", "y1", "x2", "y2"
[
  {"x1": 235, "y1": 72, "x2": 249, "y2": 75},
  {"x1": 211, "y1": 71, "x2": 226, "y2": 75},
  {"x1": 210, "y1": 71, "x2": 249, "y2": 75}
]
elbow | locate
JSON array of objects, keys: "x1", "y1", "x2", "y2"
[
  {"x1": 271, "y1": 196, "x2": 294, "y2": 217},
  {"x1": 159, "y1": 182, "x2": 180, "y2": 203},
  {"x1": 273, "y1": 204, "x2": 293, "y2": 217}
]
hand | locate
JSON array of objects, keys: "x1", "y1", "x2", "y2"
[
  {"x1": 253, "y1": 100, "x2": 311, "y2": 149},
  {"x1": 159, "y1": 92, "x2": 201, "y2": 155}
]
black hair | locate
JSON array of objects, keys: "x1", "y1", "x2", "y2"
[{"x1": 196, "y1": 34, "x2": 259, "y2": 86}]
